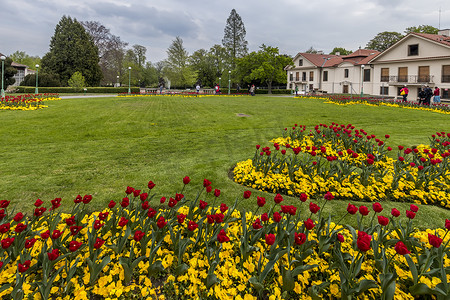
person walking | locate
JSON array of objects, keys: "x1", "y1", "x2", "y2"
[
  {"x1": 250, "y1": 84, "x2": 255, "y2": 96},
  {"x1": 418, "y1": 87, "x2": 426, "y2": 105},
  {"x1": 295, "y1": 85, "x2": 299, "y2": 96},
  {"x1": 433, "y1": 86, "x2": 441, "y2": 104},
  {"x1": 424, "y1": 85, "x2": 433, "y2": 105},
  {"x1": 400, "y1": 85, "x2": 409, "y2": 102},
  {"x1": 196, "y1": 84, "x2": 200, "y2": 94}
]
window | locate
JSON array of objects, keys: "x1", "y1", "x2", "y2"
[
  {"x1": 442, "y1": 65, "x2": 450, "y2": 83},
  {"x1": 295, "y1": 72, "x2": 299, "y2": 81},
  {"x1": 380, "y1": 86, "x2": 389, "y2": 95},
  {"x1": 398, "y1": 67, "x2": 408, "y2": 82},
  {"x1": 344, "y1": 69, "x2": 349, "y2": 78},
  {"x1": 309, "y1": 71, "x2": 314, "y2": 81},
  {"x1": 408, "y1": 44, "x2": 419, "y2": 56},
  {"x1": 298, "y1": 59, "x2": 303, "y2": 66},
  {"x1": 418, "y1": 66, "x2": 430, "y2": 82},
  {"x1": 381, "y1": 68, "x2": 389, "y2": 82},
  {"x1": 363, "y1": 69, "x2": 371, "y2": 82},
  {"x1": 323, "y1": 71, "x2": 328, "y2": 82},
  {"x1": 309, "y1": 84, "x2": 314, "y2": 91},
  {"x1": 343, "y1": 85, "x2": 349, "y2": 93},
  {"x1": 289, "y1": 73, "x2": 293, "y2": 81},
  {"x1": 302, "y1": 72, "x2": 306, "y2": 81}
]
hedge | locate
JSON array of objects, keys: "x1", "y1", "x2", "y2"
[{"x1": 14, "y1": 87, "x2": 141, "y2": 94}]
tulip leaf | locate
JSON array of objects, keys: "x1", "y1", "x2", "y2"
[
  {"x1": 291, "y1": 264, "x2": 318, "y2": 277},
  {"x1": 355, "y1": 279, "x2": 378, "y2": 295},
  {"x1": 281, "y1": 268, "x2": 295, "y2": 291},
  {"x1": 405, "y1": 254, "x2": 418, "y2": 284},
  {"x1": 148, "y1": 260, "x2": 164, "y2": 276},
  {"x1": 249, "y1": 276, "x2": 264, "y2": 292},
  {"x1": 206, "y1": 273, "x2": 219, "y2": 289},
  {"x1": 409, "y1": 283, "x2": 434, "y2": 295},
  {"x1": 174, "y1": 263, "x2": 189, "y2": 276}
]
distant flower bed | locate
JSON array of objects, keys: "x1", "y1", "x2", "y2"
[
  {"x1": 117, "y1": 92, "x2": 246, "y2": 98},
  {"x1": 295, "y1": 95, "x2": 450, "y2": 114},
  {"x1": 0, "y1": 180, "x2": 449, "y2": 299},
  {"x1": 234, "y1": 123, "x2": 450, "y2": 209},
  {"x1": 0, "y1": 93, "x2": 60, "y2": 111}
]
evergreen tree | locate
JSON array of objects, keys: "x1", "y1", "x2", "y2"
[
  {"x1": 41, "y1": 16, "x2": 102, "y2": 86},
  {"x1": 164, "y1": 36, "x2": 196, "y2": 88},
  {"x1": 222, "y1": 9, "x2": 248, "y2": 68}
]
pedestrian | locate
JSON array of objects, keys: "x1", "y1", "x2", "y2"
[
  {"x1": 159, "y1": 84, "x2": 163, "y2": 94},
  {"x1": 295, "y1": 85, "x2": 298, "y2": 96},
  {"x1": 250, "y1": 84, "x2": 255, "y2": 96},
  {"x1": 236, "y1": 84, "x2": 240, "y2": 93},
  {"x1": 424, "y1": 85, "x2": 433, "y2": 105},
  {"x1": 400, "y1": 85, "x2": 409, "y2": 102},
  {"x1": 433, "y1": 86, "x2": 441, "y2": 104},
  {"x1": 418, "y1": 87, "x2": 426, "y2": 105},
  {"x1": 196, "y1": 84, "x2": 200, "y2": 94},
  {"x1": 215, "y1": 84, "x2": 220, "y2": 95}
]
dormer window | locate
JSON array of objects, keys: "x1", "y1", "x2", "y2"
[
  {"x1": 298, "y1": 59, "x2": 303, "y2": 66},
  {"x1": 408, "y1": 44, "x2": 419, "y2": 56}
]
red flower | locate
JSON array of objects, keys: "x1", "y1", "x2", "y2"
[
  {"x1": 274, "y1": 193, "x2": 284, "y2": 204},
  {"x1": 0, "y1": 200, "x2": 10, "y2": 208},
  {"x1": 177, "y1": 213, "x2": 186, "y2": 224},
  {"x1": 299, "y1": 193, "x2": 308, "y2": 202},
  {"x1": 265, "y1": 234, "x2": 276, "y2": 245},
  {"x1": 243, "y1": 191, "x2": 252, "y2": 199},
  {"x1": 140, "y1": 193, "x2": 148, "y2": 201},
  {"x1": 295, "y1": 232, "x2": 306, "y2": 245},
  {"x1": 133, "y1": 230, "x2": 145, "y2": 242},
  {"x1": 40, "y1": 230, "x2": 50, "y2": 239},
  {"x1": 69, "y1": 240, "x2": 82, "y2": 252},
  {"x1": 410, "y1": 204, "x2": 419, "y2": 213},
  {"x1": 377, "y1": 216, "x2": 389, "y2": 226},
  {"x1": 18, "y1": 260, "x2": 31, "y2": 273},
  {"x1": 98, "y1": 212, "x2": 109, "y2": 221},
  {"x1": 428, "y1": 233, "x2": 443, "y2": 248},
  {"x1": 157, "y1": 216, "x2": 167, "y2": 229},
  {"x1": 257, "y1": 196, "x2": 266, "y2": 207},
  {"x1": 160, "y1": 197, "x2": 166, "y2": 204},
  {"x1": 347, "y1": 203, "x2": 358, "y2": 215},
  {"x1": 214, "y1": 189, "x2": 221, "y2": 197},
  {"x1": 108, "y1": 201, "x2": 116, "y2": 209},
  {"x1": 65, "y1": 216, "x2": 76, "y2": 226},
  {"x1": 121, "y1": 197, "x2": 130, "y2": 208},
  {"x1": 324, "y1": 191, "x2": 334, "y2": 201},
  {"x1": 13, "y1": 212, "x2": 24, "y2": 222},
  {"x1": 288, "y1": 206, "x2": 297, "y2": 216},
  {"x1": 0, "y1": 209, "x2": 4, "y2": 220},
  {"x1": 175, "y1": 193, "x2": 184, "y2": 202},
  {"x1": 394, "y1": 241, "x2": 410, "y2": 255},
  {"x1": 391, "y1": 208, "x2": 401, "y2": 217},
  {"x1": 261, "y1": 213, "x2": 269, "y2": 222},
  {"x1": 206, "y1": 186, "x2": 212, "y2": 193},
  {"x1": 51, "y1": 230, "x2": 62, "y2": 239},
  {"x1": 47, "y1": 248, "x2": 59, "y2": 261},
  {"x1": 74, "y1": 195, "x2": 83, "y2": 204},
  {"x1": 187, "y1": 221, "x2": 198, "y2": 231},
  {"x1": 406, "y1": 210, "x2": 416, "y2": 219},
  {"x1": 148, "y1": 181, "x2": 156, "y2": 190},
  {"x1": 337, "y1": 233, "x2": 345, "y2": 243},
  {"x1": 203, "y1": 179, "x2": 211, "y2": 187},
  {"x1": 82, "y1": 195, "x2": 92, "y2": 204},
  {"x1": 94, "y1": 238, "x2": 105, "y2": 249},
  {"x1": 147, "y1": 208, "x2": 157, "y2": 218},
  {"x1": 372, "y1": 202, "x2": 383, "y2": 213},
  {"x1": 141, "y1": 201, "x2": 150, "y2": 210},
  {"x1": 125, "y1": 186, "x2": 134, "y2": 194},
  {"x1": 309, "y1": 202, "x2": 320, "y2": 214},
  {"x1": 199, "y1": 200, "x2": 208, "y2": 210},
  {"x1": 93, "y1": 220, "x2": 104, "y2": 230},
  {"x1": 214, "y1": 213, "x2": 224, "y2": 223},
  {"x1": 34, "y1": 199, "x2": 43, "y2": 207},
  {"x1": 356, "y1": 231, "x2": 372, "y2": 252},
  {"x1": 359, "y1": 206, "x2": 370, "y2": 216},
  {"x1": 51, "y1": 198, "x2": 61, "y2": 210},
  {"x1": 273, "y1": 212, "x2": 282, "y2": 223},
  {"x1": 70, "y1": 225, "x2": 82, "y2": 236},
  {"x1": 252, "y1": 218, "x2": 263, "y2": 229},
  {"x1": 217, "y1": 229, "x2": 230, "y2": 243},
  {"x1": 25, "y1": 238, "x2": 36, "y2": 249},
  {"x1": 206, "y1": 215, "x2": 215, "y2": 224},
  {"x1": 168, "y1": 198, "x2": 177, "y2": 208},
  {"x1": 0, "y1": 223, "x2": 10, "y2": 233},
  {"x1": 183, "y1": 176, "x2": 191, "y2": 185},
  {"x1": 14, "y1": 223, "x2": 27, "y2": 233},
  {"x1": 220, "y1": 203, "x2": 228, "y2": 213},
  {"x1": 132, "y1": 189, "x2": 141, "y2": 197},
  {"x1": 1, "y1": 237, "x2": 14, "y2": 249},
  {"x1": 304, "y1": 218, "x2": 315, "y2": 230},
  {"x1": 118, "y1": 217, "x2": 129, "y2": 227},
  {"x1": 445, "y1": 219, "x2": 450, "y2": 231}
]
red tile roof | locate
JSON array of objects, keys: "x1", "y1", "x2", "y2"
[
  {"x1": 413, "y1": 32, "x2": 450, "y2": 47},
  {"x1": 297, "y1": 49, "x2": 380, "y2": 68}
]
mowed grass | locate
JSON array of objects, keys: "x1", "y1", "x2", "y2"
[{"x1": 0, "y1": 95, "x2": 448, "y2": 228}]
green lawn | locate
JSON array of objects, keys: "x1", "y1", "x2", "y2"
[{"x1": 0, "y1": 95, "x2": 448, "y2": 228}]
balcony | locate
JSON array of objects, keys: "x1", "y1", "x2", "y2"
[
  {"x1": 385, "y1": 75, "x2": 434, "y2": 84},
  {"x1": 442, "y1": 75, "x2": 450, "y2": 83}
]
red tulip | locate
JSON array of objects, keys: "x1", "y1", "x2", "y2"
[
  {"x1": 337, "y1": 233, "x2": 345, "y2": 242},
  {"x1": 65, "y1": 216, "x2": 76, "y2": 226},
  {"x1": 14, "y1": 223, "x2": 27, "y2": 233},
  {"x1": 0, "y1": 223, "x2": 10, "y2": 233},
  {"x1": 391, "y1": 208, "x2": 401, "y2": 217},
  {"x1": 98, "y1": 212, "x2": 109, "y2": 221},
  {"x1": 347, "y1": 203, "x2": 358, "y2": 215},
  {"x1": 25, "y1": 238, "x2": 36, "y2": 249},
  {"x1": 148, "y1": 181, "x2": 156, "y2": 190},
  {"x1": 359, "y1": 206, "x2": 370, "y2": 216},
  {"x1": 108, "y1": 201, "x2": 116, "y2": 209},
  {"x1": 372, "y1": 202, "x2": 383, "y2": 213},
  {"x1": 183, "y1": 176, "x2": 191, "y2": 185},
  {"x1": 217, "y1": 229, "x2": 230, "y2": 243},
  {"x1": 125, "y1": 186, "x2": 134, "y2": 194},
  {"x1": 133, "y1": 230, "x2": 145, "y2": 242},
  {"x1": 299, "y1": 193, "x2": 308, "y2": 202},
  {"x1": 34, "y1": 199, "x2": 43, "y2": 207},
  {"x1": 394, "y1": 241, "x2": 410, "y2": 255},
  {"x1": 69, "y1": 241, "x2": 82, "y2": 252},
  {"x1": 147, "y1": 208, "x2": 157, "y2": 218},
  {"x1": 140, "y1": 193, "x2": 148, "y2": 201},
  {"x1": 199, "y1": 200, "x2": 208, "y2": 210},
  {"x1": 13, "y1": 212, "x2": 24, "y2": 222},
  {"x1": 273, "y1": 212, "x2": 282, "y2": 223},
  {"x1": 304, "y1": 218, "x2": 315, "y2": 230},
  {"x1": 410, "y1": 204, "x2": 418, "y2": 213},
  {"x1": 1, "y1": 237, "x2": 14, "y2": 249},
  {"x1": 214, "y1": 189, "x2": 221, "y2": 198},
  {"x1": 219, "y1": 203, "x2": 228, "y2": 213},
  {"x1": 295, "y1": 232, "x2": 306, "y2": 245},
  {"x1": 243, "y1": 191, "x2": 252, "y2": 199},
  {"x1": 261, "y1": 213, "x2": 269, "y2": 222},
  {"x1": 445, "y1": 219, "x2": 450, "y2": 231},
  {"x1": 47, "y1": 249, "x2": 59, "y2": 261},
  {"x1": 324, "y1": 191, "x2": 334, "y2": 201},
  {"x1": 18, "y1": 260, "x2": 31, "y2": 273},
  {"x1": 428, "y1": 233, "x2": 443, "y2": 248},
  {"x1": 70, "y1": 225, "x2": 82, "y2": 236},
  {"x1": 265, "y1": 234, "x2": 276, "y2": 245},
  {"x1": 252, "y1": 218, "x2": 263, "y2": 230},
  {"x1": 157, "y1": 216, "x2": 167, "y2": 228},
  {"x1": 203, "y1": 179, "x2": 211, "y2": 187},
  {"x1": 94, "y1": 238, "x2": 105, "y2": 249},
  {"x1": 82, "y1": 195, "x2": 92, "y2": 204},
  {"x1": 309, "y1": 202, "x2": 320, "y2": 214},
  {"x1": 406, "y1": 210, "x2": 416, "y2": 220},
  {"x1": 51, "y1": 230, "x2": 62, "y2": 239},
  {"x1": 377, "y1": 216, "x2": 389, "y2": 226},
  {"x1": 118, "y1": 217, "x2": 129, "y2": 227},
  {"x1": 356, "y1": 231, "x2": 372, "y2": 252}
]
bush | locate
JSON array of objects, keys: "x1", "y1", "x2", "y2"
[{"x1": 14, "y1": 86, "x2": 140, "y2": 94}]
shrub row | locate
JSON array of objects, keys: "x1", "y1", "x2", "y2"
[{"x1": 14, "y1": 87, "x2": 141, "y2": 94}]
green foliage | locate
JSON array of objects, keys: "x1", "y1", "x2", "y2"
[
  {"x1": 164, "y1": 36, "x2": 197, "y2": 88},
  {"x1": 305, "y1": 47, "x2": 318, "y2": 54},
  {"x1": 9, "y1": 51, "x2": 41, "y2": 70},
  {"x1": 68, "y1": 72, "x2": 86, "y2": 91},
  {"x1": 329, "y1": 47, "x2": 352, "y2": 55},
  {"x1": 404, "y1": 25, "x2": 439, "y2": 34},
  {"x1": 41, "y1": 15, "x2": 102, "y2": 86},
  {"x1": 14, "y1": 86, "x2": 139, "y2": 93},
  {"x1": 2, "y1": 56, "x2": 17, "y2": 88},
  {"x1": 20, "y1": 72, "x2": 61, "y2": 87},
  {"x1": 222, "y1": 9, "x2": 248, "y2": 68},
  {"x1": 366, "y1": 31, "x2": 404, "y2": 52}
]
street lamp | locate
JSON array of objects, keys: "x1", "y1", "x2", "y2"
[
  {"x1": 35, "y1": 64, "x2": 39, "y2": 94},
  {"x1": 319, "y1": 57, "x2": 330, "y2": 90},
  {"x1": 116, "y1": 75, "x2": 119, "y2": 87},
  {"x1": 228, "y1": 70, "x2": 231, "y2": 95},
  {"x1": 360, "y1": 64, "x2": 365, "y2": 97},
  {"x1": 219, "y1": 77, "x2": 221, "y2": 89},
  {"x1": 128, "y1": 67, "x2": 131, "y2": 94},
  {"x1": 290, "y1": 72, "x2": 293, "y2": 94},
  {"x1": 1, "y1": 56, "x2": 6, "y2": 98}
]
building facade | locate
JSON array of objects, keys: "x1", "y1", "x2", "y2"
[{"x1": 287, "y1": 30, "x2": 450, "y2": 100}]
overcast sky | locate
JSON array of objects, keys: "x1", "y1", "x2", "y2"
[{"x1": 1, "y1": 0, "x2": 449, "y2": 63}]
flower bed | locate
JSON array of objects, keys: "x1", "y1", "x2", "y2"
[
  {"x1": 0, "y1": 179, "x2": 449, "y2": 299},
  {"x1": 0, "y1": 93, "x2": 61, "y2": 111},
  {"x1": 234, "y1": 123, "x2": 450, "y2": 209}
]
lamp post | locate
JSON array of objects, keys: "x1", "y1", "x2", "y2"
[
  {"x1": 116, "y1": 75, "x2": 119, "y2": 87},
  {"x1": 128, "y1": 66, "x2": 131, "y2": 94},
  {"x1": 290, "y1": 72, "x2": 293, "y2": 94},
  {"x1": 228, "y1": 70, "x2": 231, "y2": 95},
  {"x1": 35, "y1": 64, "x2": 39, "y2": 94},
  {"x1": 219, "y1": 77, "x2": 221, "y2": 89},
  {"x1": 319, "y1": 57, "x2": 330, "y2": 91},
  {"x1": 1, "y1": 56, "x2": 6, "y2": 98},
  {"x1": 360, "y1": 64, "x2": 365, "y2": 97}
]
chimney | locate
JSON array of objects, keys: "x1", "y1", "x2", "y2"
[
  {"x1": 335, "y1": 51, "x2": 340, "y2": 56},
  {"x1": 438, "y1": 29, "x2": 450, "y2": 37},
  {"x1": 317, "y1": 50, "x2": 324, "y2": 54}
]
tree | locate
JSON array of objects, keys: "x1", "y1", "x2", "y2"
[
  {"x1": 305, "y1": 47, "x2": 318, "y2": 54},
  {"x1": 404, "y1": 25, "x2": 439, "y2": 34},
  {"x1": 366, "y1": 31, "x2": 404, "y2": 52},
  {"x1": 82, "y1": 21, "x2": 128, "y2": 85},
  {"x1": 21, "y1": 73, "x2": 61, "y2": 87},
  {"x1": 222, "y1": 9, "x2": 248, "y2": 68},
  {"x1": 209, "y1": 44, "x2": 229, "y2": 83},
  {"x1": 42, "y1": 15, "x2": 102, "y2": 86},
  {"x1": 2, "y1": 57, "x2": 17, "y2": 89},
  {"x1": 164, "y1": 36, "x2": 196, "y2": 88},
  {"x1": 68, "y1": 71, "x2": 86, "y2": 91},
  {"x1": 190, "y1": 49, "x2": 216, "y2": 87},
  {"x1": 236, "y1": 45, "x2": 293, "y2": 94},
  {"x1": 132, "y1": 45, "x2": 146, "y2": 68},
  {"x1": 329, "y1": 47, "x2": 352, "y2": 55},
  {"x1": 9, "y1": 51, "x2": 41, "y2": 70}
]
